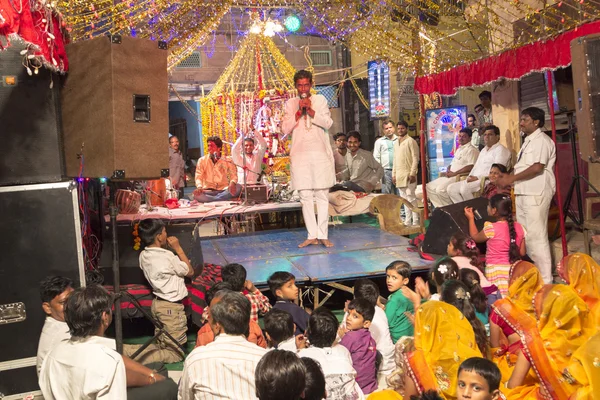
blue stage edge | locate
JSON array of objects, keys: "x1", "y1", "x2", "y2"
[{"x1": 201, "y1": 223, "x2": 432, "y2": 288}]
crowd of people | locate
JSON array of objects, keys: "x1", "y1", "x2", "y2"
[{"x1": 36, "y1": 207, "x2": 599, "y2": 399}]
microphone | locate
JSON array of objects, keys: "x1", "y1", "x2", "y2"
[
  {"x1": 211, "y1": 152, "x2": 220, "y2": 161},
  {"x1": 300, "y1": 93, "x2": 307, "y2": 115}
]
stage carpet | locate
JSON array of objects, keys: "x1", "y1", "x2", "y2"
[{"x1": 201, "y1": 223, "x2": 431, "y2": 288}]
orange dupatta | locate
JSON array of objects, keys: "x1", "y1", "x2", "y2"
[
  {"x1": 559, "y1": 253, "x2": 600, "y2": 328},
  {"x1": 404, "y1": 301, "x2": 482, "y2": 399}
]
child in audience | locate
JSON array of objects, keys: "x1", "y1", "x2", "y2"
[
  {"x1": 351, "y1": 278, "x2": 395, "y2": 386},
  {"x1": 338, "y1": 298, "x2": 378, "y2": 394},
  {"x1": 221, "y1": 263, "x2": 271, "y2": 322},
  {"x1": 138, "y1": 218, "x2": 194, "y2": 363},
  {"x1": 255, "y1": 350, "x2": 306, "y2": 400},
  {"x1": 460, "y1": 269, "x2": 490, "y2": 329},
  {"x1": 448, "y1": 233, "x2": 500, "y2": 304},
  {"x1": 456, "y1": 357, "x2": 501, "y2": 400},
  {"x1": 195, "y1": 281, "x2": 266, "y2": 348},
  {"x1": 268, "y1": 271, "x2": 309, "y2": 335},
  {"x1": 385, "y1": 261, "x2": 418, "y2": 343},
  {"x1": 298, "y1": 307, "x2": 363, "y2": 399},
  {"x1": 482, "y1": 163, "x2": 510, "y2": 199},
  {"x1": 415, "y1": 256, "x2": 459, "y2": 301},
  {"x1": 264, "y1": 308, "x2": 297, "y2": 352},
  {"x1": 465, "y1": 194, "x2": 526, "y2": 297},
  {"x1": 441, "y1": 280, "x2": 489, "y2": 357},
  {"x1": 301, "y1": 358, "x2": 327, "y2": 400}
]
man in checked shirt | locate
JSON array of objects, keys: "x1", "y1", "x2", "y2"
[{"x1": 221, "y1": 263, "x2": 271, "y2": 322}]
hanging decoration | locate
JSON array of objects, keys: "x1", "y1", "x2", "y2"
[
  {"x1": 367, "y1": 60, "x2": 390, "y2": 119},
  {"x1": 57, "y1": 0, "x2": 599, "y2": 76},
  {"x1": 200, "y1": 16, "x2": 297, "y2": 181},
  {"x1": 0, "y1": 0, "x2": 70, "y2": 73}
]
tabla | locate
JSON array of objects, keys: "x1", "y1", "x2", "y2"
[{"x1": 115, "y1": 190, "x2": 141, "y2": 214}]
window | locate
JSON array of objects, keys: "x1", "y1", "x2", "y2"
[
  {"x1": 176, "y1": 51, "x2": 202, "y2": 69},
  {"x1": 309, "y1": 50, "x2": 332, "y2": 67}
]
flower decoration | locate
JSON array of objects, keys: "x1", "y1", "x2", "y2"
[
  {"x1": 465, "y1": 239, "x2": 477, "y2": 250},
  {"x1": 438, "y1": 264, "x2": 448, "y2": 274},
  {"x1": 132, "y1": 223, "x2": 141, "y2": 251}
]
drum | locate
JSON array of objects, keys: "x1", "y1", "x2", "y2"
[
  {"x1": 115, "y1": 190, "x2": 141, "y2": 214},
  {"x1": 146, "y1": 179, "x2": 167, "y2": 206}
]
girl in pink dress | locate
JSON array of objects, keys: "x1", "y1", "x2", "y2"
[{"x1": 465, "y1": 194, "x2": 527, "y2": 297}]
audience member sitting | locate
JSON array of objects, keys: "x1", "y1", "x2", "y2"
[
  {"x1": 222, "y1": 263, "x2": 271, "y2": 322},
  {"x1": 301, "y1": 357, "x2": 327, "y2": 400},
  {"x1": 332, "y1": 131, "x2": 383, "y2": 193},
  {"x1": 195, "y1": 281, "x2": 266, "y2": 348},
  {"x1": 447, "y1": 125, "x2": 510, "y2": 204},
  {"x1": 347, "y1": 278, "x2": 395, "y2": 387},
  {"x1": 39, "y1": 285, "x2": 178, "y2": 400},
  {"x1": 460, "y1": 269, "x2": 490, "y2": 328},
  {"x1": 269, "y1": 271, "x2": 310, "y2": 336},
  {"x1": 385, "y1": 261, "x2": 419, "y2": 342},
  {"x1": 440, "y1": 280, "x2": 489, "y2": 357},
  {"x1": 415, "y1": 257, "x2": 459, "y2": 302},
  {"x1": 488, "y1": 261, "x2": 543, "y2": 381},
  {"x1": 264, "y1": 308, "x2": 297, "y2": 352},
  {"x1": 448, "y1": 233, "x2": 500, "y2": 305},
  {"x1": 466, "y1": 194, "x2": 526, "y2": 297},
  {"x1": 338, "y1": 298, "x2": 378, "y2": 395},
  {"x1": 505, "y1": 285, "x2": 594, "y2": 398},
  {"x1": 231, "y1": 131, "x2": 268, "y2": 185},
  {"x1": 426, "y1": 127, "x2": 479, "y2": 208},
  {"x1": 298, "y1": 307, "x2": 364, "y2": 399},
  {"x1": 194, "y1": 136, "x2": 241, "y2": 202},
  {"x1": 557, "y1": 253, "x2": 600, "y2": 329},
  {"x1": 36, "y1": 276, "x2": 74, "y2": 376},
  {"x1": 386, "y1": 301, "x2": 482, "y2": 399},
  {"x1": 255, "y1": 349, "x2": 306, "y2": 400},
  {"x1": 179, "y1": 290, "x2": 267, "y2": 400},
  {"x1": 132, "y1": 218, "x2": 193, "y2": 364},
  {"x1": 481, "y1": 163, "x2": 511, "y2": 199},
  {"x1": 457, "y1": 357, "x2": 502, "y2": 400},
  {"x1": 562, "y1": 332, "x2": 600, "y2": 398}
]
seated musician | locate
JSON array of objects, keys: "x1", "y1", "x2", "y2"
[
  {"x1": 332, "y1": 131, "x2": 383, "y2": 194},
  {"x1": 231, "y1": 130, "x2": 268, "y2": 185},
  {"x1": 193, "y1": 136, "x2": 241, "y2": 203}
]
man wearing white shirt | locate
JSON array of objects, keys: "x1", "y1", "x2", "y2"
[
  {"x1": 427, "y1": 128, "x2": 480, "y2": 208},
  {"x1": 447, "y1": 125, "x2": 511, "y2": 203},
  {"x1": 373, "y1": 119, "x2": 398, "y2": 194},
  {"x1": 231, "y1": 131, "x2": 268, "y2": 185},
  {"x1": 39, "y1": 285, "x2": 127, "y2": 400},
  {"x1": 179, "y1": 290, "x2": 267, "y2": 400},
  {"x1": 497, "y1": 107, "x2": 556, "y2": 283}
]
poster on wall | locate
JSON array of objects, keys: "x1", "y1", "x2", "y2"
[
  {"x1": 368, "y1": 60, "x2": 390, "y2": 119},
  {"x1": 425, "y1": 106, "x2": 467, "y2": 180}
]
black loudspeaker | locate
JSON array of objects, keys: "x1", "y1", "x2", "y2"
[
  {"x1": 422, "y1": 197, "x2": 489, "y2": 255},
  {"x1": 0, "y1": 182, "x2": 84, "y2": 396},
  {"x1": 0, "y1": 46, "x2": 65, "y2": 186},
  {"x1": 571, "y1": 34, "x2": 600, "y2": 162}
]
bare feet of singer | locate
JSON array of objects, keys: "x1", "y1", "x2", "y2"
[
  {"x1": 320, "y1": 239, "x2": 334, "y2": 248},
  {"x1": 298, "y1": 239, "x2": 319, "y2": 248}
]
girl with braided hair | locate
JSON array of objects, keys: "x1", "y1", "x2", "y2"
[
  {"x1": 441, "y1": 280, "x2": 489, "y2": 358},
  {"x1": 465, "y1": 194, "x2": 526, "y2": 297}
]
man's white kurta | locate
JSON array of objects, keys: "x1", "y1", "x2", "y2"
[{"x1": 282, "y1": 94, "x2": 335, "y2": 191}]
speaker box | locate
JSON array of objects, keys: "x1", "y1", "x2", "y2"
[
  {"x1": 421, "y1": 197, "x2": 489, "y2": 255},
  {"x1": 0, "y1": 45, "x2": 65, "y2": 186},
  {"x1": 61, "y1": 35, "x2": 169, "y2": 180},
  {"x1": 571, "y1": 33, "x2": 600, "y2": 162},
  {"x1": 0, "y1": 182, "x2": 84, "y2": 397}
]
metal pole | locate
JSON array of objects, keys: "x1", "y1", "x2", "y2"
[
  {"x1": 109, "y1": 183, "x2": 123, "y2": 353},
  {"x1": 419, "y1": 95, "x2": 429, "y2": 220},
  {"x1": 546, "y1": 70, "x2": 568, "y2": 258}
]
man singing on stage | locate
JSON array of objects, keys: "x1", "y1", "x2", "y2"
[{"x1": 282, "y1": 70, "x2": 335, "y2": 248}]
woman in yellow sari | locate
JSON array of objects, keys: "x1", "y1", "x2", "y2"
[
  {"x1": 562, "y1": 332, "x2": 600, "y2": 400},
  {"x1": 504, "y1": 284, "x2": 595, "y2": 399},
  {"x1": 368, "y1": 301, "x2": 482, "y2": 400},
  {"x1": 489, "y1": 261, "x2": 544, "y2": 382},
  {"x1": 558, "y1": 253, "x2": 600, "y2": 328}
]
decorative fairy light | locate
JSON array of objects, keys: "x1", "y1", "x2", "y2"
[{"x1": 58, "y1": 0, "x2": 599, "y2": 75}]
